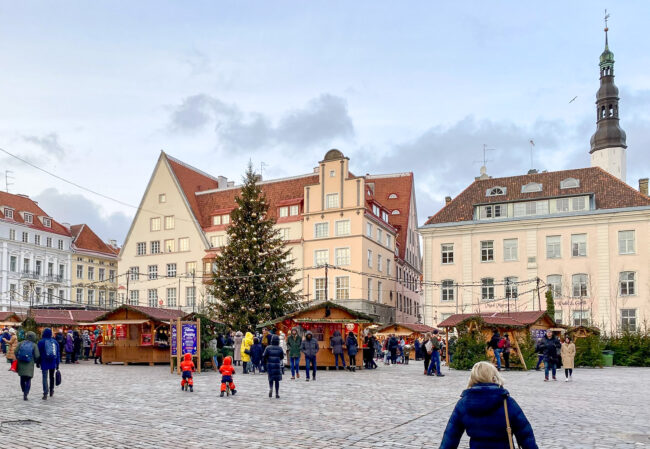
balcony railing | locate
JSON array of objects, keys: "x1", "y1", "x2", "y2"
[
  {"x1": 46, "y1": 274, "x2": 64, "y2": 283},
  {"x1": 21, "y1": 271, "x2": 41, "y2": 280}
]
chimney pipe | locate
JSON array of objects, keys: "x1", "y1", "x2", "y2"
[
  {"x1": 640, "y1": 178, "x2": 649, "y2": 196},
  {"x1": 445, "y1": 196, "x2": 452, "y2": 204}
]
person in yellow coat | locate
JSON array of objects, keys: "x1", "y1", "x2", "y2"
[{"x1": 240, "y1": 332, "x2": 254, "y2": 374}]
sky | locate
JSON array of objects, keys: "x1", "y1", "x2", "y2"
[{"x1": 1, "y1": 2, "x2": 649, "y2": 243}]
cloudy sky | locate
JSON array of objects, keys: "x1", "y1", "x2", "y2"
[{"x1": 1, "y1": 2, "x2": 649, "y2": 243}]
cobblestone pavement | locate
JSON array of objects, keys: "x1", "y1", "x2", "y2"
[{"x1": 0, "y1": 358, "x2": 648, "y2": 448}]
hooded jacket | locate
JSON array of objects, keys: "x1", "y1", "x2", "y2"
[
  {"x1": 233, "y1": 331, "x2": 243, "y2": 362},
  {"x1": 250, "y1": 339, "x2": 264, "y2": 365},
  {"x1": 286, "y1": 332, "x2": 302, "y2": 358},
  {"x1": 16, "y1": 332, "x2": 40, "y2": 378},
  {"x1": 3, "y1": 331, "x2": 17, "y2": 360},
  {"x1": 346, "y1": 333, "x2": 358, "y2": 356},
  {"x1": 300, "y1": 331, "x2": 319, "y2": 357},
  {"x1": 219, "y1": 355, "x2": 235, "y2": 377},
  {"x1": 263, "y1": 335, "x2": 284, "y2": 382},
  {"x1": 180, "y1": 353, "x2": 195, "y2": 373},
  {"x1": 440, "y1": 383, "x2": 538, "y2": 449},
  {"x1": 541, "y1": 335, "x2": 561, "y2": 362},
  {"x1": 65, "y1": 332, "x2": 74, "y2": 353},
  {"x1": 241, "y1": 332, "x2": 254, "y2": 362},
  {"x1": 37, "y1": 328, "x2": 60, "y2": 371},
  {"x1": 329, "y1": 331, "x2": 344, "y2": 355}
]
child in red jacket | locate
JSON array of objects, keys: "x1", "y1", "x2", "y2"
[
  {"x1": 219, "y1": 356, "x2": 236, "y2": 397},
  {"x1": 180, "y1": 353, "x2": 195, "y2": 392}
]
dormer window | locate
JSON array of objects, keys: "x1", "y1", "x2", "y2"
[
  {"x1": 392, "y1": 210, "x2": 400, "y2": 215},
  {"x1": 4, "y1": 208, "x2": 14, "y2": 219},
  {"x1": 388, "y1": 193, "x2": 398, "y2": 199},
  {"x1": 486, "y1": 187, "x2": 507, "y2": 197},
  {"x1": 24, "y1": 213, "x2": 33, "y2": 224},
  {"x1": 43, "y1": 217, "x2": 52, "y2": 228},
  {"x1": 521, "y1": 182, "x2": 542, "y2": 193},
  {"x1": 381, "y1": 211, "x2": 389, "y2": 222},
  {"x1": 372, "y1": 204, "x2": 380, "y2": 216},
  {"x1": 560, "y1": 178, "x2": 580, "y2": 189},
  {"x1": 212, "y1": 214, "x2": 231, "y2": 226}
]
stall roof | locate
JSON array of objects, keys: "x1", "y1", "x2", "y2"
[
  {"x1": 30, "y1": 309, "x2": 79, "y2": 326},
  {"x1": 0, "y1": 312, "x2": 22, "y2": 323},
  {"x1": 94, "y1": 305, "x2": 187, "y2": 324},
  {"x1": 376, "y1": 323, "x2": 436, "y2": 334},
  {"x1": 294, "y1": 318, "x2": 372, "y2": 324},
  {"x1": 258, "y1": 301, "x2": 376, "y2": 328},
  {"x1": 438, "y1": 311, "x2": 552, "y2": 329},
  {"x1": 93, "y1": 319, "x2": 149, "y2": 325},
  {"x1": 71, "y1": 310, "x2": 104, "y2": 324}
]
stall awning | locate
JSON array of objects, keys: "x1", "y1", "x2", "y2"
[
  {"x1": 93, "y1": 319, "x2": 149, "y2": 325},
  {"x1": 0, "y1": 321, "x2": 21, "y2": 326},
  {"x1": 294, "y1": 318, "x2": 371, "y2": 324}
]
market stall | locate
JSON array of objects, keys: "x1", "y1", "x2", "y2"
[
  {"x1": 258, "y1": 301, "x2": 375, "y2": 369},
  {"x1": 375, "y1": 323, "x2": 437, "y2": 359},
  {"x1": 93, "y1": 305, "x2": 185, "y2": 365},
  {"x1": 0, "y1": 312, "x2": 22, "y2": 328},
  {"x1": 438, "y1": 311, "x2": 555, "y2": 370}
]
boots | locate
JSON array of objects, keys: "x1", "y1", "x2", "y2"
[
  {"x1": 189, "y1": 385, "x2": 193, "y2": 392},
  {"x1": 220, "y1": 391, "x2": 225, "y2": 397},
  {"x1": 231, "y1": 389, "x2": 237, "y2": 396},
  {"x1": 269, "y1": 389, "x2": 273, "y2": 398},
  {"x1": 42, "y1": 393, "x2": 47, "y2": 400}
]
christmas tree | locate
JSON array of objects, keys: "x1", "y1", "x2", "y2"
[{"x1": 207, "y1": 163, "x2": 301, "y2": 331}]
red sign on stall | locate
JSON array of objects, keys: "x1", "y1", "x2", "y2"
[{"x1": 115, "y1": 325, "x2": 127, "y2": 339}]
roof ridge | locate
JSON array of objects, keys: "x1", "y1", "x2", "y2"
[
  {"x1": 195, "y1": 172, "x2": 317, "y2": 196},
  {"x1": 591, "y1": 166, "x2": 650, "y2": 200},
  {"x1": 164, "y1": 152, "x2": 221, "y2": 182}
]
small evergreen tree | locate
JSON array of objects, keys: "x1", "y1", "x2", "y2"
[
  {"x1": 545, "y1": 289, "x2": 555, "y2": 320},
  {"x1": 207, "y1": 164, "x2": 300, "y2": 331}
]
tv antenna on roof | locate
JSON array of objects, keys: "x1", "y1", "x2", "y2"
[
  {"x1": 5, "y1": 170, "x2": 14, "y2": 193},
  {"x1": 529, "y1": 139, "x2": 535, "y2": 170},
  {"x1": 260, "y1": 162, "x2": 268, "y2": 178},
  {"x1": 474, "y1": 144, "x2": 496, "y2": 170}
]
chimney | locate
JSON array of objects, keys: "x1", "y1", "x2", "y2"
[
  {"x1": 527, "y1": 169, "x2": 538, "y2": 174},
  {"x1": 640, "y1": 178, "x2": 649, "y2": 196},
  {"x1": 217, "y1": 176, "x2": 228, "y2": 189},
  {"x1": 61, "y1": 222, "x2": 70, "y2": 230},
  {"x1": 255, "y1": 174, "x2": 262, "y2": 182},
  {"x1": 227, "y1": 181, "x2": 235, "y2": 188},
  {"x1": 313, "y1": 166, "x2": 319, "y2": 173},
  {"x1": 445, "y1": 196, "x2": 452, "y2": 204},
  {"x1": 109, "y1": 239, "x2": 117, "y2": 247}
]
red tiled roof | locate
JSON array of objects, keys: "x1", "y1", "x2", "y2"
[
  {"x1": 425, "y1": 167, "x2": 650, "y2": 225},
  {"x1": 31, "y1": 309, "x2": 78, "y2": 326},
  {"x1": 70, "y1": 310, "x2": 104, "y2": 323},
  {"x1": 0, "y1": 191, "x2": 71, "y2": 237},
  {"x1": 438, "y1": 311, "x2": 550, "y2": 328},
  {"x1": 70, "y1": 224, "x2": 119, "y2": 257},
  {"x1": 95, "y1": 305, "x2": 186, "y2": 323},
  {"x1": 165, "y1": 155, "x2": 220, "y2": 225},
  {"x1": 377, "y1": 322, "x2": 435, "y2": 334},
  {"x1": 368, "y1": 174, "x2": 414, "y2": 260},
  {"x1": 0, "y1": 312, "x2": 21, "y2": 322}
]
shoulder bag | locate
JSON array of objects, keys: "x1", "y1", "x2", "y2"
[{"x1": 503, "y1": 398, "x2": 522, "y2": 449}]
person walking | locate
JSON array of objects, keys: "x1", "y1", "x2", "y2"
[
  {"x1": 561, "y1": 336, "x2": 576, "y2": 382},
  {"x1": 414, "y1": 337, "x2": 421, "y2": 361},
  {"x1": 427, "y1": 331, "x2": 445, "y2": 377},
  {"x1": 55, "y1": 330, "x2": 65, "y2": 363},
  {"x1": 64, "y1": 331, "x2": 74, "y2": 364},
  {"x1": 15, "y1": 331, "x2": 40, "y2": 400},
  {"x1": 263, "y1": 334, "x2": 284, "y2": 399},
  {"x1": 233, "y1": 331, "x2": 243, "y2": 367},
  {"x1": 541, "y1": 330, "x2": 561, "y2": 381},
  {"x1": 423, "y1": 333, "x2": 432, "y2": 375},
  {"x1": 240, "y1": 331, "x2": 253, "y2": 374},
  {"x1": 300, "y1": 330, "x2": 319, "y2": 381},
  {"x1": 94, "y1": 331, "x2": 103, "y2": 364},
  {"x1": 329, "y1": 331, "x2": 346, "y2": 370},
  {"x1": 286, "y1": 328, "x2": 302, "y2": 380},
  {"x1": 37, "y1": 328, "x2": 60, "y2": 400},
  {"x1": 501, "y1": 333, "x2": 512, "y2": 371},
  {"x1": 73, "y1": 330, "x2": 82, "y2": 364},
  {"x1": 1, "y1": 327, "x2": 9, "y2": 355},
  {"x1": 387, "y1": 334, "x2": 399, "y2": 365},
  {"x1": 439, "y1": 361, "x2": 538, "y2": 449},
  {"x1": 487, "y1": 329, "x2": 502, "y2": 371},
  {"x1": 346, "y1": 332, "x2": 358, "y2": 372},
  {"x1": 82, "y1": 330, "x2": 92, "y2": 360},
  {"x1": 3, "y1": 328, "x2": 18, "y2": 367}
]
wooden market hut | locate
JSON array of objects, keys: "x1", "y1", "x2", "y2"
[
  {"x1": 93, "y1": 305, "x2": 185, "y2": 365},
  {"x1": 375, "y1": 323, "x2": 436, "y2": 358},
  {"x1": 258, "y1": 301, "x2": 375, "y2": 369},
  {"x1": 0, "y1": 311, "x2": 22, "y2": 328},
  {"x1": 438, "y1": 311, "x2": 555, "y2": 370}
]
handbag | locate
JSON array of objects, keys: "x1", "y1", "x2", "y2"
[
  {"x1": 503, "y1": 398, "x2": 522, "y2": 449},
  {"x1": 10, "y1": 359, "x2": 17, "y2": 372},
  {"x1": 55, "y1": 369, "x2": 62, "y2": 386}
]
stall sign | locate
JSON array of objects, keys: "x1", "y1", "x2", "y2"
[
  {"x1": 171, "y1": 324, "x2": 177, "y2": 356},
  {"x1": 531, "y1": 329, "x2": 546, "y2": 340},
  {"x1": 141, "y1": 333, "x2": 153, "y2": 346},
  {"x1": 344, "y1": 323, "x2": 359, "y2": 334},
  {"x1": 115, "y1": 325, "x2": 127, "y2": 340},
  {"x1": 181, "y1": 323, "x2": 198, "y2": 355}
]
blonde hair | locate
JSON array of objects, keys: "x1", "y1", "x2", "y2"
[{"x1": 467, "y1": 361, "x2": 504, "y2": 388}]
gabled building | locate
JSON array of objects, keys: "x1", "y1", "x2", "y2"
[{"x1": 419, "y1": 27, "x2": 650, "y2": 333}]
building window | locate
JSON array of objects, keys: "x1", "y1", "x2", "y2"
[
  {"x1": 148, "y1": 265, "x2": 158, "y2": 280},
  {"x1": 24, "y1": 213, "x2": 33, "y2": 224},
  {"x1": 377, "y1": 281, "x2": 382, "y2": 302},
  {"x1": 335, "y1": 277, "x2": 349, "y2": 300},
  {"x1": 76, "y1": 265, "x2": 83, "y2": 279},
  {"x1": 76, "y1": 288, "x2": 83, "y2": 303},
  {"x1": 367, "y1": 250, "x2": 372, "y2": 268},
  {"x1": 367, "y1": 279, "x2": 372, "y2": 301},
  {"x1": 279, "y1": 207, "x2": 289, "y2": 218},
  {"x1": 441, "y1": 244, "x2": 454, "y2": 264},
  {"x1": 35, "y1": 260, "x2": 42, "y2": 275},
  {"x1": 212, "y1": 215, "x2": 222, "y2": 225},
  {"x1": 572, "y1": 197, "x2": 586, "y2": 211},
  {"x1": 109, "y1": 270, "x2": 116, "y2": 282},
  {"x1": 166, "y1": 288, "x2": 176, "y2": 307},
  {"x1": 4, "y1": 208, "x2": 14, "y2": 219},
  {"x1": 572, "y1": 311, "x2": 590, "y2": 326},
  {"x1": 503, "y1": 239, "x2": 518, "y2": 261},
  {"x1": 386, "y1": 259, "x2": 391, "y2": 276},
  {"x1": 159, "y1": 193, "x2": 166, "y2": 203},
  {"x1": 386, "y1": 234, "x2": 392, "y2": 248},
  {"x1": 88, "y1": 267, "x2": 95, "y2": 280},
  {"x1": 546, "y1": 236, "x2": 561, "y2": 259},
  {"x1": 621, "y1": 309, "x2": 637, "y2": 331},
  {"x1": 98, "y1": 268, "x2": 105, "y2": 281},
  {"x1": 572, "y1": 274, "x2": 588, "y2": 297},
  {"x1": 521, "y1": 182, "x2": 542, "y2": 193},
  {"x1": 179, "y1": 237, "x2": 189, "y2": 252},
  {"x1": 164, "y1": 239, "x2": 175, "y2": 253},
  {"x1": 314, "y1": 278, "x2": 327, "y2": 301},
  {"x1": 329, "y1": 170, "x2": 336, "y2": 178},
  {"x1": 58, "y1": 240, "x2": 64, "y2": 250},
  {"x1": 314, "y1": 222, "x2": 329, "y2": 238},
  {"x1": 335, "y1": 220, "x2": 350, "y2": 236},
  {"x1": 290, "y1": 205, "x2": 299, "y2": 216},
  {"x1": 547, "y1": 275, "x2": 562, "y2": 298},
  {"x1": 279, "y1": 228, "x2": 290, "y2": 240},
  {"x1": 441, "y1": 280, "x2": 454, "y2": 302},
  {"x1": 186, "y1": 262, "x2": 197, "y2": 276},
  {"x1": 22, "y1": 232, "x2": 28, "y2": 243},
  {"x1": 45, "y1": 237, "x2": 52, "y2": 248},
  {"x1": 167, "y1": 263, "x2": 177, "y2": 278},
  {"x1": 9, "y1": 229, "x2": 16, "y2": 240},
  {"x1": 43, "y1": 217, "x2": 51, "y2": 228},
  {"x1": 186, "y1": 286, "x2": 196, "y2": 307},
  {"x1": 482, "y1": 204, "x2": 503, "y2": 219},
  {"x1": 480, "y1": 241, "x2": 494, "y2": 262},
  {"x1": 136, "y1": 242, "x2": 146, "y2": 256},
  {"x1": 376, "y1": 255, "x2": 382, "y2": 272},
  {"x1": 150, "y1": 217, "x2": 161, "y2": 231},
  {"x1": 554, "y1": 310, "x2": 563, "y2": 325},
  {"x1": 486, "y1": 187, "x2": 507, "y2": 196},
  {"x1": 619, "y1": 272, "x2": 635, "y2": 296},
  {"x1": 129, "y1": 267, "x2": 139, "y2": 281},
  {"x1": 481, "y1": 278, "x2": 495, "y2": 300},
  {"x1": 556, "y1": 198, "x2": 569, "y2": 212},
  {"x1": 222, "y1": 214, "x2": 230, "y2": 225},
  {"x1": 314, "y1": 249, "x2": 329, "y2": 267},
  {"x1": 335, "y1": 248, "x2": 350, "y2": 266},
  {"x1": 210, "y1": 235, "x2": 225, "y2": 248},
  {"x1": 150, "y1": 240, "x2": 160, "y2": 254},
  {"x1": 326, "y1": 193, "x2": 339, "y2": 209},
  {"x1": 109, "y1": 291, "x2": 116, "y2": 307},
  {"x1": 560, "y1": 178, "x2": 580, "y2": 189},
  {"x1": 372, "y1": 204, "x2": 380, "y2": 216},
  {"x1": 505, "y1": 277, "x2": 518, "y2": 299},
  {"x1": 34, "y1": 235, "x2": 41, "y2": 246},
  {"x1": 376, "y1": 228, "x2": 383, "y2": 243},
  {"x1": 164, "y1": 216, "x2": 175, "y2": 230},
  {"x1": 148, "y1": 289, "x2": 158, "y2": 307},
  {"x1": 618, "y1": 230, "x2": 635, "y2": 255},
  {"x1": 571, "y1": 234, "x2": 587, "y2": 257},
  {"x1": 366, "y1": 222, "x2": 372, "y2": 237},
  {"x1": 9, "y1": 256, "x2": 17, "y2": 272},
  {"x1": 87, "y1": 290, "x2": 95, "y2": 305}
]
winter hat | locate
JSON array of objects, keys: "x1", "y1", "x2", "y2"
[{"x1": 9, "y1": 328, "x2": 16, "y2": 334}]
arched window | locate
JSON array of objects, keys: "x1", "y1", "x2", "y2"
[
  {"x1": 388, "y1": 193, "x2": 398, "y2": 199},
  {"x1": 521, "y1": 182, "x2": 543, "y2": 193},
  {"x1": 486, "y1": 186, "x2": 507, "y2": 197},
  {"x1": 560, "y1": 178, "x2": 580, "y2": 189},
  {"x1": 391, "y1": 210, "x2": 400, "y2": 215}
]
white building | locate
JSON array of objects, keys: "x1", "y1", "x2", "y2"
[{"x1": 0, "y1": 192, "x2": 72, "y2": 312}]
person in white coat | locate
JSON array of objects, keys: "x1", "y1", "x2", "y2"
[{"x1": 278, "y1": 331, "x2": 287, "y2": 373}]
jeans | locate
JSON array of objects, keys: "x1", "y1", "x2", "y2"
[
  {"x1": 20, "y1": 376, "x2": 31, "y2": 396},
  {"x1": 334, "y1": 353, "x2": 346, "y2": 368},
  {"x1": 65, "y1": 352, "x2": 71, "y2": 364},
  {"x1": 424, "y1": 353, "x2": 431, "y2": 373},
  {"x1": 290, "y1": 357, "x2": 300, "y2": 377},
  {"x1": 503, "y1": 351, "x2": 510, "y2": 369},
  {"x1": 348, "y1": 354, "x2": 356, "y2": 367},
  {"x1": 565, "y1": 368, "x2": 573, "y2": 378},
  {"x1": 83, "y1": 347, "x2": 90, "y2": 360},
  {"x1": 305, "y1": 355, "x2": 316, "y2": 379},
  {"x1": 494, "y1": 348, "x2": 502, "y2": 369},
  {"x1": 242, "y1": 361, "x2": 248, "y2": 374},
  {"x1": 427, "y1": 351, "x2": 441, "y2": 375},
  {"x1": 535, "y1": 355, "x2": 544, "y2": 369},
  {"x1": 42, "y1": 369, "x2": 55, "y2": 395},
  {"x1": 390, "y1": 348, "x2": 397, "y2": 364},
  {"x1": 545, "y1": 357, "x2": 557, "y2": 379}
]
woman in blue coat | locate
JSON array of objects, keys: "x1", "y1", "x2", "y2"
[
  {"x1": 345, "y1": 332, "x2": 358, "y2": 372},
  {"x1": 440, "y1": 361, "x2": 537, "y2": 449},
  {"x1": 263, "y1": 335, "x2": 284, "y2": 399}
]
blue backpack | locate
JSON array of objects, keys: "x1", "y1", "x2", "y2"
[
  {"x1": 43, "y1": 339, "x2": 58, "y2": 361},
  {"x1": 16, "y1": 340, "x2": 34, "y2": 363}
]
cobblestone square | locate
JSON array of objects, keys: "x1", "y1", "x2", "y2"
[{"x1": 1, "y1": 361, "x2": 648, "y2": 448}]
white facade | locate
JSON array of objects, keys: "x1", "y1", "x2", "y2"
[{"x1": 591, "y1": 146, "x2": 626, "y2": 182}]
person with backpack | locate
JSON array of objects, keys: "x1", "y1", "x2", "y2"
[
  {"x1": 300, "y1": 331, "x2": 319, "y2": 381},
  {"x1": 427, "y1": 330, "x2": 445, "y2": 377},
  {"x1": 500, "y1": 334, "x2": 512, "y2": 371},
  {"x1": 15, "y1": 331, "x2": 40, "y2": 401},
  {"x1": 55, "y1": 329, "x2": 65, "y2": 363},
  {"x1": 37, "y1": 328, "x2": 60, "y2": 400},
  {"x1": 487, "y1": 329, "x2": 502, "y2": 371},
  {"x1": 3, "y1": 328, "x2": 18, "y2": 368}
]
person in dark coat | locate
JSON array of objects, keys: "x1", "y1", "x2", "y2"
[
  {"x1": 440, "y1": 361, "x2": 538, "y2": 449},
  {"x1": 300, "y1": 331, "x2": 319, "y2": 381},
  {"x1": 329, "y1": 331, "x2": 346, "y2": 370},
  {"x1": 263, "y1": 334, "x2": 284, "y2": 398},
  {"x1": 541, "y1": 330, "x2": 561, "y2": 381},
  {"x1": 37, "y1": 328, "x2": 60, "y2": 400},
  {"x1": 72, "y1": 330, "x2": 82, "y2": 364},
  {"x1": 286, "y1": 328, "x2": 302, "y2": 379},
  {"x1": 487, "y1": 329, "x2": 502, "y2": 371},
  {"x1": 15, "y1": 331, "x2": 40, "y2": 401},
  {"x1": 345, "y1": 332, "x2": 358, "y2": 372},
  {"x1": 387, "y1": 334, "x2": 399, "y2": 364},
  {"x1": 249, "y1": 338, "x2": 264, "y2": 374},
  {"x1": 414, "y1": 338, "x2": 421, "y2": 361},
  {"x1": 55, "y1": 329, "x2": 65, "y2": 363}
]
